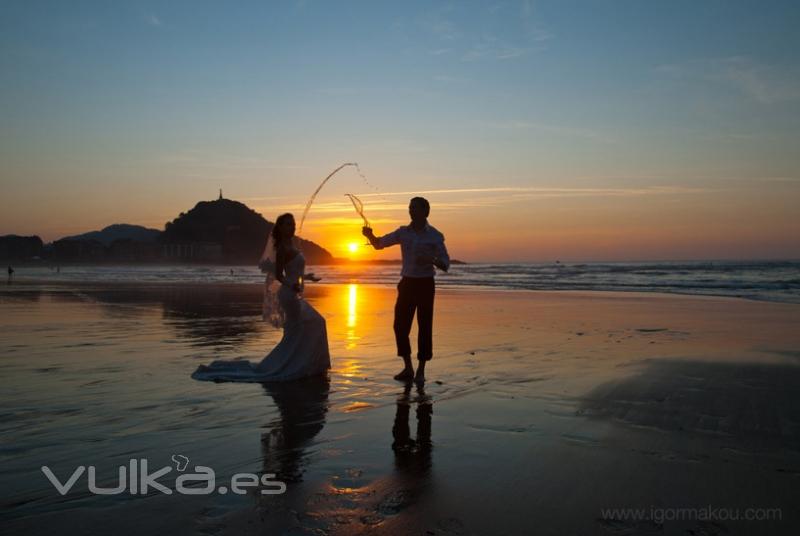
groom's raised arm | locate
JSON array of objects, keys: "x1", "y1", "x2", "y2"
[{"x1": 363, "y1": 226, "x2": 401, "y2": 250}]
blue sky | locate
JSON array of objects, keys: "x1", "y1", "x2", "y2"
[{"x1": 2, "y1": 1, "x2": 799, "y2": 260}]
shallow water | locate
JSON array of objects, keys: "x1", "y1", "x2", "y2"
[{"x1": 12, "y1": 259, "x2": 800, "y2": 303}]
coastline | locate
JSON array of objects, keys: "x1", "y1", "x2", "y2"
[
  {"x1": 6, "y1": 258, "x2": 799, "y2": 306},
  {"x1": 6, "y1": 276, "x2": 800, "y2": 308}
]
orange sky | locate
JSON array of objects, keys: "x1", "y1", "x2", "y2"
[
  {"x1": 2, "y1": 173, "x2": 799, "y2": 262},
  {"x1": 249, "y1": 177, "x2": 800, "y2": 262},
  {"x1": 2, "y1": 169, "x2": 799, "y2": 262}
]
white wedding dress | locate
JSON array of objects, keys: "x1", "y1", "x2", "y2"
[{"x1": 192, "y1": 252, "x2": 331, "y2": 382}]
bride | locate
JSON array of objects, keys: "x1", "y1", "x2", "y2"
[{"x1": 192, "y1": 213, "x2": 331, "y2": 382}]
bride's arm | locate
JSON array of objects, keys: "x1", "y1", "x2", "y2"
[
  {"x1": 275, "y1": 245, "x2": 304, "y2": 291},
  {"x1": 274, "y1": 247, "x2": 285, "y2": 285}
]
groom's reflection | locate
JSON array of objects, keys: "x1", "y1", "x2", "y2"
[
  {"x1": 392, "y1": 382, "x2": 433, "y2": 475},
  {"x1": 260, "y1": 375, "x2": 330, "y2": 483}
]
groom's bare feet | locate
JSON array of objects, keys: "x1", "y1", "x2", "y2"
[
  {"x1": 394, "y1": 367, "x2": 415, "y2": 382},
  {"x1": 414, "y1": 361, "x2": 426, "y2": 384},
  {"x1": 394, "y1": 355, "x2": 415, "y2": 382}
]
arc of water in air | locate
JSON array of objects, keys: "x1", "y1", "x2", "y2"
[
  {"x1": 298, "y1": 162, "x2": 357, "y2": 236},
  {"x1": 350, "y1": 163, "x2": 391, "y2": 207},
  {"x1": 345, "y1": 193, "x2": 370, "y2": 228}
]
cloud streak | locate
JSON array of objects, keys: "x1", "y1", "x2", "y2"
[
  {"x1": 656, "y1": 56, "x2": 800, "y2": 104},
  {"x1": 352, "y1": 185, "x2": 709, "y2": 198},
  {"x1": 243, "y1": 185, "x2": 712, "y2": 216},
  {"x1": 478, "y1": 120, "x2": 617, "y2": 143},
  {"x1": 463, "y1": 37, "x2": 527, "y2": 61}
]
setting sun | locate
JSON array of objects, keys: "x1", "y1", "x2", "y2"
[{"x1": 347, "y1": 242, "x2": 358, "y2": 254}]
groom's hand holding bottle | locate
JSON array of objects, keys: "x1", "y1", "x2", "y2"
[{"x1": 362, "y1": 226, "x2": 379, "y2": 249}]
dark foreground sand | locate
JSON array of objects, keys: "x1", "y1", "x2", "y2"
[{"x1": 1, "y1": 282, "x2": 799, "y2": 535}]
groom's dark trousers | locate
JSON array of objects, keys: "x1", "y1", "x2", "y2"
[{"x1": 394, "y1": 276, "x2": 435, "y2": 361}]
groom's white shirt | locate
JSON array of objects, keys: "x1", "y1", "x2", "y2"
[{"x1": 376, "y1": 223, "x2": 450, "y2": 278}]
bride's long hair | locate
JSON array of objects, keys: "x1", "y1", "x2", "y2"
[
  {"x1": 271, "y1": 213, "x2": 295, "y2": 253},
  {"x1": 259, "y1": 212, "x2": 295, "y2": 328}
]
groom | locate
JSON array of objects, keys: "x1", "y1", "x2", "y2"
[{"x1": 363, "y1": 197, "x2": 450, "y2": 383}]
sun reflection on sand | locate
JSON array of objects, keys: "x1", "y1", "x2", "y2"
[
  {"x1": 337, "y1": 358, "x2": 363, "y2": 379},
  {"x1": 346, "y1": 283, "x2": 359, "y2": 349},
  {"x1": 308, "y1": 282, "x2": 401, "y2": 381}
]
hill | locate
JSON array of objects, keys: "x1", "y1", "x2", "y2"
[
  {"x1": 61, "y1": 224, "x2": 161, "y2": 246},
  {"x1": 0, "y1": 235, "x2": 44, "y2": 260},
  {"x1": 161, "y1": 197, "x2": 333, "y2": 265}
]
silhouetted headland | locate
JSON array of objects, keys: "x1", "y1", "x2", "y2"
[{"x1": 1, "y1": 194, "x2": 334, "y2": 265}]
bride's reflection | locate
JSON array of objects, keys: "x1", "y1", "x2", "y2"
[
  {"x1": 260, "y1": 375, "x2": 331, "y2": 483},
  {"x1": 392, "y1": 382, "x2": 433, "y2": 475}
]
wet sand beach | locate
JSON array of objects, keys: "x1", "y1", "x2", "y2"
[{"x1": 2, "y1": 282, "x2": 799, "y2": 535}]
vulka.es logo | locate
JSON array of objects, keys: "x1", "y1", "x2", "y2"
[{"x1": 41, "y1": 455, "x2": 286, "y2": 496}]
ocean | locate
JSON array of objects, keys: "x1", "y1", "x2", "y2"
[{"x1": 11, "y1": 260, "x2": 800, "y2": 304}]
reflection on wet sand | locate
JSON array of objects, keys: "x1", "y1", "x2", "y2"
[
  {"x1": 260, "y1": 375, "x2": 331, "y2": 483},
  {"x1": 1, "y1": 282, "x2": 392, "y2": 357},
  {"x1": 392, "y1": 383, "x2": 432, "y2": 476},
  {"x1": 0, "y1": 288, "x2": 44, "y2": 302},
  {"x1": 580, "y1": 359, "x2": 800, "y2": 450},
  {"x1": 11, "y1": 284, "x2": 269, "y2": 348},
  {"x1": 6, "y1": 283, "x2": 800, "y2": 534},
  {"x1": 346, "y1": 283, "x2": 359, "y2": 349},
  {"x1": 160, "y1": 286, "x2": 266, "y2": 347},
  {"x1": 246, "y1": 381, "x2": 437, "y2": 533}
]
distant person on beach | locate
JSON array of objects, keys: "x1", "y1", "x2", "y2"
[
  {"x1": 7, "y1": 265, "x2": 13, "y2": 284},
  {"x1": 363, "y1": 197, "x2": 450, "y2": 383}
]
